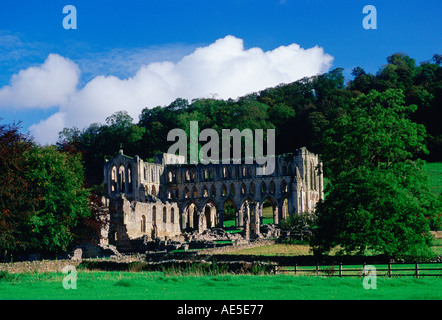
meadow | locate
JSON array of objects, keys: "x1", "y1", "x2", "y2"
[{"x1": 1, "y1": 270, "x2": 441, "y2": 300}]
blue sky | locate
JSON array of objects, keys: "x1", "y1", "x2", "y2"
[{"x1": 0, "y1": 0, "x2": 441, "y2": 144}]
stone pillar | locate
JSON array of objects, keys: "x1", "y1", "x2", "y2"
[
  {"x1": 273, "y1": 206, "x2": 279, "y2": 225},
  {"x1": 244, "y1": 202, "x2": 250, "y2": 240},
  {"x1": 251, "y1": 202, "x2": 260, "y2": 237},
  {"x1": 217, "y1": 209, "x2": 224, "y2": 228},
  {"x1": 237, "y1": 208, "x2": 243, "y2": 227},
  {"x1": 197, "y1": 211, "x2": 204, "y2": 233},
  {"x1": 277, "y1": 204, "x2": 284, "y2": 224}
]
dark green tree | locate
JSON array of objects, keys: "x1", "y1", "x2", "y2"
[
  {"x1": 0, "y1": 121, "x2": 34, "y2": 258},
  {"x1": 25, "y1": 146, "x2": 91, "y2": 254},
  {"x1": 311, "y1": 89, "x2": 441, "y2": 260}
]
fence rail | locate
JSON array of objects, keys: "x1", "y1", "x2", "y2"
[{"x1": 278, "y1": 263, "x2": 442, "y2": 277}]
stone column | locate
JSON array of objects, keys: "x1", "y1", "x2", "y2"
[
  {"x1": 217, "y1": 209, "x2": 224, "y2": 228},
  {"x1": 273, "y1": 206, "x2": 279, "y2": 225},
  {"x1": 244, "y1": 202, "x2": 250, "y2": 240},
  {"x1": 197, "y1": 211, "x2": 204, "y2": 233},
  {"x1": 251, "y1": 202, "x2": 261, "y2": 237},
  {"x1": 238, "y1": 207, "x2": 244, "y2": 227},
  {"x1": 277, "y1": 204, "x2": 284, "y2": 224}
]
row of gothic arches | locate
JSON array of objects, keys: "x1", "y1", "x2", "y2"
[
  {"x1": 168, "y1": 180, "x2": 289, "y2": 200},
  {"x1": 180, "y1": 195, "x2": 289, "y2": 232}
]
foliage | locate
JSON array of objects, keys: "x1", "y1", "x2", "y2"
[
  {"x1": 58, "y1": 111, "x2": 145, "y2": 186},
  {"x1": 57, "y1": 53, "x2": 442, "y2": 186},
  {"x1": 0, "y1": 121, "x2": 93, "y2": 259},
  {"x1": 311, "y1": 89, "x2": 442, "y2": 260},
  {"x1": 24, "y1": 146, "x2": 91, "y2": 254},
  {"x1": 0, "y1": 122, "x2": 34, "y2": 254},
  {"x1": 280, "y1": 212, "x2": 315, "y2": 242}
]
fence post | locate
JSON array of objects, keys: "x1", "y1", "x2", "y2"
[
  {"x1": 363, "y1": 262, "x2": 366, "y2": 276},
  {"x1": 415, "y1": 263, "x2": 419, "y2": 278},
  {"x1": 294, "y1": 264, "x2": 297, "y2": 275},
  {"x1": 316, "y1": 263, "x2": 319, "y2": 276},
  {"x1": 388, "y1": 263, "x2": 392, "y2": 277},
  {"x1": 339, "y1": 263, "x2": 342, "y2": 277}
]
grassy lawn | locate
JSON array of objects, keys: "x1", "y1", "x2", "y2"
[
  {"x1": 227, "y1": 243, "x2": 313, "y2": 256},
  {"x1": 227, "y1": 238, "x2": 442, "y2": 257},
  {"x1": 1, "y1": 270, "x2": 441, "y2": 300}
]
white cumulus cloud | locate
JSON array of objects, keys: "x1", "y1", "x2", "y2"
[
  {"x1": 0, "y1": 54, "x2": 80, "y2": 109},
  {"x1": 0, "y1": 35, "x2": 333, "y2": 145}
]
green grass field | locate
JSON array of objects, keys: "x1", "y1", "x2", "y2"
[{"x1": 1, "y1": 270, "x2": 441, "y2": 300}]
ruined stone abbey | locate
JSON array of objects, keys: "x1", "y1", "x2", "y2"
[{"x1": 103, "y1": 148, "x2": 323, "y2": 251}]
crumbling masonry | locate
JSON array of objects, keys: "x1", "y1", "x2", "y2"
[{"x1": 102, "y1": 148, "x2": 323, "y2": 252}]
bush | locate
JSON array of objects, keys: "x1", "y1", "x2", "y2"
[{"x1": 280, "y1": 212, "x2": 315, "y2": 242}]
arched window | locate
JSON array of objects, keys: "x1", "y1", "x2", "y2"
[
  {"x1": 211, "y1": 185, "x2": 217, "y2": 197},
  {"x1": 230, "y1": 183, "x2": 235, "y2": 196},
  {"x1": 221, "y1": 184, "x2": 227, "y2": 197},
  {"x1": 192, "y1": 186, "x2": 198, "y2": 198},
  {"x1": 241, "y1": 183, "x2": 246, "y2": 195},
  {"x1": 270, "y1": 181, "x2": 275, "y2": 193},
  {"x1": 250, "y1": 182, "x2": 255, "y2": 194},
  {"x1": 261, "y1": 181, "x2": 267, "y2": 194},
  {"x1": 281, "y1": 180, "x2": 288, "y2": 193},
  {"x1": 203, "y1": 185, "x2": 209, "y2": 197},
  {"x1": 171, "y1": 208, "x2": 175, "y2": 224},
  {"x1": 141, "y1": 215, "x2": 146, "y2": 233},
  {"x1": 185, "y1": 170, "x2": 191, "y2": 182},
  {"x1": 152, "y1": 206, "x2": 156, "y2": 225},
  {"x1": 127, "y1": 164, "x2": 133, "y2": 193},
  {"x1": 152, "y1": 185, "x2": 157, "y2": 197},
  {"x1": 118, "y1": 165, "x2": 125, "y2": 192},
  {"x1": 163, "y1": 207, "x2": 167, "y2": 223},
  {"x1": 184, "y1": 187, "x2": 190, "y2": 198},
  {"x1": 111, "y1": 166, "x2": 117, "y2": 191}
]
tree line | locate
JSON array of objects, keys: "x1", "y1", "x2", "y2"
[
  {"x1": 1, "y1": 52, "x2": 441, "y2": 260},
  {"x1": 0, "y1": 122, "x2": 107, "y2": 260},
  {"x1": 58, "y1": 53, "x2": 442, "y2": 187}
]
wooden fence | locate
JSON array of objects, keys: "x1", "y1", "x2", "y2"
[{"x1": 278, "y1": 262, "x2": 442, "y2": 277}]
